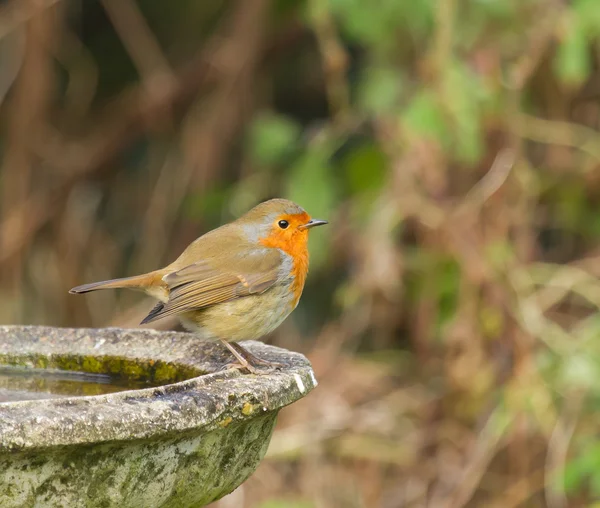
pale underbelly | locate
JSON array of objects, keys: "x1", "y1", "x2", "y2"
[{"x1": 179, "y1": 283, "x2": 297, "y2": 341}]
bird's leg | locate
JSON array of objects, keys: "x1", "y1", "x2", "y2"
[
  {"x1": 218, "y1": 338, "x2": 252, "y2": 372},
  {"x1": 218, "y1": 339, "x2": 285, "y2": 374},
  {"x1": 229, "y1": 342, "x2": 286, "y2": 371}
]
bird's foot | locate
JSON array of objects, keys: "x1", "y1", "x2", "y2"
[
  {"x1": 219, "y1": 361, "x2": 251, "y2": 374},
  {"x1": 219, "y1": 361, "x2": 280, "y2": 375},
  {"x1": 218, "y1": 339, "x2": 287, "y2": 375},
  {"x1": 230, "y1": 341, "x2": 287, "y2": 372}
]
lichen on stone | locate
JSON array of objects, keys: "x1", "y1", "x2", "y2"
[{"x1": 0, "y1": 325, "x2": 317, "y2": 508}]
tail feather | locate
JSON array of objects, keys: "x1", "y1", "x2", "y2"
[
  {"x1": 140, "y1": 301, "x2": 165, "y2": 325},
  {"x1": 69, "y1": 273, "x2": 160, "y2": 295}
]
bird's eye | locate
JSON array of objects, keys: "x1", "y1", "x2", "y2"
[{"x1": 278, "y1": 220, "x2": 289, "y2": 229}]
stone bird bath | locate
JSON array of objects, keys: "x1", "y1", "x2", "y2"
[{"x1": 0, "y1": 326, "x2": 317, "y2": 507}]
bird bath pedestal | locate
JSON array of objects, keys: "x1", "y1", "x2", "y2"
[{"x1": 0, "y1": 326, "x2": 317, "y2": 507}]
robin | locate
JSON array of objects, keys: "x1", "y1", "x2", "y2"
[{"x1": 70, "y1": 198, "x2": 327, "y2": 373}]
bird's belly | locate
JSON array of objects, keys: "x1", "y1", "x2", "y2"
[{"x1": 181, "y1": 283, "x2": 296, "y2": 341}]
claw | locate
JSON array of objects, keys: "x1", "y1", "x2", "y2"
[
  {"x1": 219, "y1": 361, "x2": 245, "y2": 371},
  {"x1": 218, "y1": 338, "x2": 287, "y2": 375},
  {"x1": 219, "y1": 361, "x2": 281, "y2": 375}
]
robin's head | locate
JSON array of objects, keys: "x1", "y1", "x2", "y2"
[{"x1": 238, "y1": 199, "x2": 327, "y2": 254}]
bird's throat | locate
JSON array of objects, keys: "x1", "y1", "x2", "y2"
[{"x1": 260, "y1": 231, "x2": 309, "y2": 307}]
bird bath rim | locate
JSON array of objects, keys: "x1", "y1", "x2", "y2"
[{"x1": 0, "y1": 325, "x2": 317, "y2": 452}]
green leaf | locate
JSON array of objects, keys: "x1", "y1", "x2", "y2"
[
  {"x1": 563, "y1": 441, "x2": 600, "y2": 493},
  {"x1": 341, "y1": 142, "x2": 388, "y2": 194},
  {"x1": 248, "y1": 113, "x2": 301, "y2": 167},
  {"x1": 587, "y1": 213, "x2": 600, "y2": 238},
  {"x1": 556, "y1": 183, "x2": 586, "y2": 231},
  {"x1": 560, "y1": 354, "x2": 599, "y2": 390},
  {"x1": 284, "y1": 147, "x2": 336, "y2": 270},
  {"x1": 554, "y1": 19, "x2": 590, "y2": 87},
  {"x1": 329, "y1": 0, "x2": 394, "y2": 46},
  {"x1": 329, "y1": 0, "x2": 433, "y2": 47},
  {"x1": 437, "y1": 258, "x2": 461, "y2": 329},
  {"x1": 442, "y1": 60, "x2": 485, "y2": 164},
  {"x1": 575, "y1": 0, "x2": 600, "y2": 37},
  {"x1": 183, "y1": 187, "x2": 229, "y2": 221},
  {"x1": 485, "y1": 240, "x2": 515, "y2": 268},
  {"x1": 591, "y1": 470, "x2": 600, "y2": 499},
  {"x1": 358, "y1": 67, "x2": 403, "y2": 115},
  {"x1": 562, "y1": 459, "x2": 585, "y2": 494},
  {"x1": 479, "y1": 305, "x2": 504, "y2": 339},
  {"x1": 402, "y1": 90, "x2": 450, "y2": 147}
]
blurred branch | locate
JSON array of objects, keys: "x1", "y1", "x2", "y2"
[
  {"x1": 101, "y1": 0, "x2": 176, "y2": 126},
  {"x1": 0, "y1": 1, "x2": 302, "y2": 266},
  {"x1": 487, "y1": 470, "x2": 545, "y2": 508},
  {"x1": 1, "y1": 6, "x2": 57, "y2": 280},
  {"x1": 0, "y1": 29, "x2": 24, "y2": 108},
  {"x1": 409, "y1": 149, "x2": 516, "y2": 231},
  {"x1": 0, "y1": 0, "x2": 62, "y2": 39},
  {"x1": 432, "y1": 407, "x2": 510, "y2": 508},
  {"x1": 508, "y1": 268, "x2": 575, "y2": 355},
  {"x1": 455, "y1": 149, "x2": 516, "y2": 216},
  {"x1": 53, "y1": 29, "x2": 98, "y2": 119},
  {"x1": 0, "y1": 188, "x2": 61, "y2": 265},
  {"x1": 513, "y1": 114, "x2": 600, "y2": 164},
  {"x1": 43, "y1": 4, "x2": 301, "y2": 179},
  {"x1": 432, "y1": 0, "x2": 455, "y2": 75},
  {"x1": 101, "y1": 0, "x2": 172, "y2": 79},
  {"x1": 545, "y1": 393, "x2": 582, "y2": 508},
  {"x1": 508, "y1": 1, "x2": 564, "y2": 90},
  {"x1": 526, "y1": 263, "x2": 600, "y2": 313},
  {"x1": 127, "y1": 0, "x2": 271, "y2": 298},
  {"x1": 308, "y1": 0, "x2": 350, "y2": 123},
  {"x1": 182, "y1": 0, "x2": 270, "y2": 188}
]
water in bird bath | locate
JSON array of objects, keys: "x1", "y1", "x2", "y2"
[
  {"x1": 0, "y1": 365, "x2": 162, "y2": 402},
  {"x1": 0, "y1": 353, "x2": 202, "y2": 403}
]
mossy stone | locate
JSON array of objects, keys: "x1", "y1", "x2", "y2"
[{"x1": 0, "y1": 326, "x2": 317, "y2": 507}]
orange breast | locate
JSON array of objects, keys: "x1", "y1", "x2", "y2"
[
  {"x1": 260, "y1": 229, "x2": 309, "y2": 308},
  {"x1": 288, "y1": 242, "x2": 309, "y2": 307}
]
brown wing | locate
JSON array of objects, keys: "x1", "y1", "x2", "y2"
[{"x1": 140, "y1": 248, "x2": 282, "y2": 324}]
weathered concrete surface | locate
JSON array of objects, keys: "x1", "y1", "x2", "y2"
[{"x1": 0, "y1": 326, "x2": 317, "y2": 507}]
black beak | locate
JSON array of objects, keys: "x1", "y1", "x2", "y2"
[{"x1": 301, "y1": 219, "x2": 328, "y2": 230}]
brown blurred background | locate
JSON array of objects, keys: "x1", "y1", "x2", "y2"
[{"x1": 3, "y1": 0, "x2": 600, "y2": 506}]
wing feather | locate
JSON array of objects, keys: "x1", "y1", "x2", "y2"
[{"x1": 140, "y1": 248, "x2": 283, "y2": 324}]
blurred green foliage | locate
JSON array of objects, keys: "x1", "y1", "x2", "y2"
[{"x1": 4, "y1": 0, "x2": 600, "y2": 505}]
